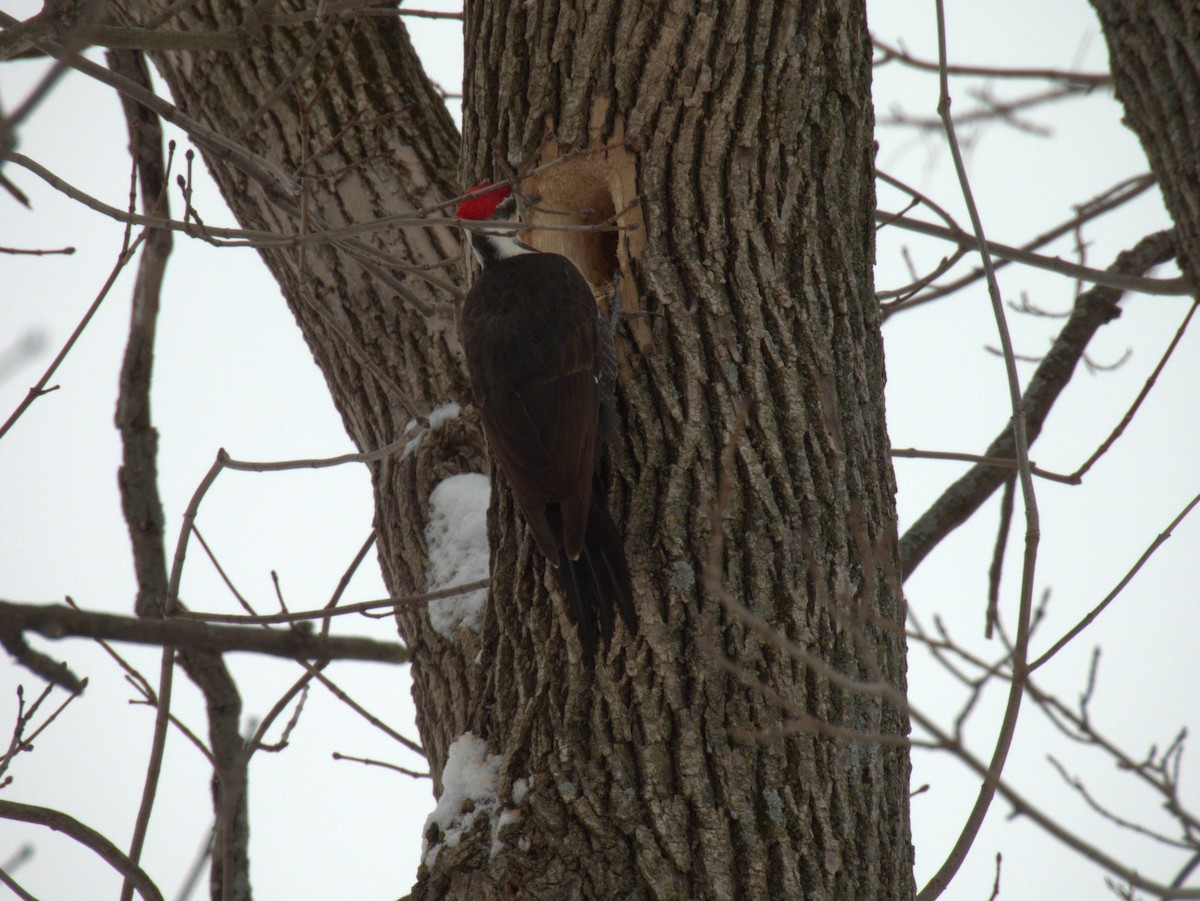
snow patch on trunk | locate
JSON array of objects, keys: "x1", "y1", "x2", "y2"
[
  {"x1": 424, "y1": 473, "x2": 490, "y2": 637},
  {"x1": 422, "y1": 732, "x2": 502, "y2": 868},
  {"x1": 403, "y1": 401, "x2": 462, "y2": 457},
  {"x1": 427, "y1": 401, "x2": 461, "y2": 429}
]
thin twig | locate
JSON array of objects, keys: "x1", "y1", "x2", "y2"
[
  {"x1": 306, "y1": 665, "x2": 425, "y2": 754},
  {"x1": 879, "y1": 83, "x2": 1090, "y2": 131},
  {"x1": 4, "y1": 150, "x2": 637, "y2": 258},
  {"x1": 0, "y1": 12, "x2": 295, "y2": 197},
  {"x1": 985, "y1": 475, "x2": 1016, "y2": 638},
  {"x1": 882, "y1": 174, "x2": 1157, "y2": 314},
  {"x1": 192, "y1": 523, "x2": 425, "y2": 756},
  {"x1": 1068, "y1": 299, "x2": 1199, "y2": 481},
  {"x1": 0, "y1": 865, "x2": 36, "y2": 901},
  {"x1": 232, "y1": 22, "x2": 336, "y2": 140},
  {"x1": 875, "y1": 209, "x2": 1187, "y2": 297},
  {"x1": 319, "y1": 531, "x2": 377, "y2": 639},
  {"x1": 331, "y1": 751, "x2": 429, "y2": 779},
  {"x1": 890, "y1": 447, "x2": 1079, "y2": 484},
  {"x1": 1030, "y1": 489, "x2": 1200, "y2": 671},
  {"x1": 872, "y1": 36, "x2": 1112, "y2": 87},
  {"x1": 900, "y1": 230, "x2": 1177, "y2": 578},
  {"x1": 0, "y1": 682, "x2": 84, "y2": 779},
  {"x1": 916, "y1": 5, "x2": 1040, "y2": 896},
  {"x1": 191, "y1": 527, "x2": 257, "y2": 617},
  {"x1": 1046, "y1": 755, "x2": 1193, "y2": 850},
  {"x1": 0, "y1": 244, "x2": 74, "y2": 255},
  {"x1": 0, "y1": 1, "x2": 107, "y2": 148},
  {"x1": 173, "y1": 827, "x2": 214, "y2": 901},
  {"x1": 0, "y1": 599, "x2": 409, "y2": 663},
  {"x1": 176, "y1": 579, "x2": 489, "y2": 625},
  {"x1": 0, "y1": 231, "x2": 147, "y2": 441},
  {"x1": 122, "y1": 647, "x2": 174, "y2": 901}
]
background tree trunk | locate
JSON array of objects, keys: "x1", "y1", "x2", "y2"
[
  {"x1": 109, "y1": 0, "x2": 489, "y2": 802},
  {"x1": 112, "y1": 0, "x2": 913, "y2": 897},
  {"x1": 1092, "y1": 0, "x2": 1200, "y2": 293}
]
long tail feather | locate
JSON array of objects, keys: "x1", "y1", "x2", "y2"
[
  {"x1": 553, "y1": 486, "x2": 636, "y2": 662},
  {"x1": 558, "y1": 547, "x2": 598, "y2": 661}
]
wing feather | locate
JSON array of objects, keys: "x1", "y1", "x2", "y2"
[{"x1": 462, "y1": 253, "x2": 601, "y2": 560}]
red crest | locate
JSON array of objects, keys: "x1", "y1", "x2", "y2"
[{"x1": 456, "y1": 183, "x2": 512, "y2": 220}]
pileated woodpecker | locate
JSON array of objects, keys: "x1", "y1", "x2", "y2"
[{"x1": 456, "y1": 183, "x2": 636, "y2": 659}]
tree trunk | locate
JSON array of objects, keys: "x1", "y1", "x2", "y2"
[
  {"x1": 113, "y1": 0, "x2": 913, "y2": 897},
  {"x1": 107, "y1": 3, "x2": 484, "y2": 897},
  {"x1": 432, "y1": 1, "x2": 912, "y2": 897},
  {"x1": 1092, "y1": 0, "x2": 1200, "y2": 293},
  {"x1": 110, "y1": 0, "x2": 489, "y2": 793}
]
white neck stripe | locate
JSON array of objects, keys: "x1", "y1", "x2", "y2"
[{"x1": 471, "y1": 231, "x2": 535, "y2": 265}]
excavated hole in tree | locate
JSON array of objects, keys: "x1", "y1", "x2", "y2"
[{"x1": 525, "y1": 158, "x2": 620, "y2": 296}]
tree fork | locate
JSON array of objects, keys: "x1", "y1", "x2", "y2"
[{"x1": 103, "y1": 0, "x2": 913, "y2": 896}]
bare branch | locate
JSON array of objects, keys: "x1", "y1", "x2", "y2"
[
  {"x1": 0, "y1": 243, "x2": 74, "y2": 255},
  {"x1": 0, "y1": 625, "x2": 83, "y2": 693},
  {"x1": 319, "y1": 531, "x2": 376, "y2": 639},
  {"x1": 264, "y1": 0, "x2": 464, "y2": 24},
  {"x1": 879, "y1": 83, "x2": 1091, "y2": 131},
  {"x1": 1030, "y1": 489, "x2": 1200, "y2": 671},
  {"x1": 0, "y1": 865, "x2": 36, "y2": 901},
  {"x1": 176, "y1": 580, "x2": 489, "y2": 626},
  {"x1": 1068, "y1": 300, "x2": 1199, "y2": 481},
  {"x1": 2, "y1": 151, "x2": 442, "y2": 248},
  {"x1": 0, "y1": 5, "x2": 243, "y2": 60},
  {"x1": 0, "y1": 2, "x2": 104, "y2": 151},
  {"x1": 900, "y1": 230, "x2": 1178, "y2": 578},
  {"x1": 0, "y1": 599, "x2": 408, "y2": 664},
  {"x1": 916, "y1": 5, "x2": 1041, "y2": 894},
  {"x1": 0, "y1": 682, "x2": 84, "y2": 781},
  {"x1": 876, "y1": 209, "x2": 1187, "y2": 297},
  {"x1": 123, "y1": 647, "x2": 174, "y2": 901},
  {"x1": 0, "y1": 799, "x2": 164, "y2": 901},
  {"x1": 988, "y1": 854, "x2": 1002, "y2": 901},
  {"x1": 0, "y1": 11, "x2": 295, "y2": 196},
  {"x1": 0, "y1": 230, "x2": 147, "y2": 442},
  {"x1": 1047, "y1": 755, "x2": 1193, "y2": 850},
  {"x1": 986, "y1": 475, "x2": 1016, "y2": 638},
  {"x1": 332, "y1": 751, "x2": 430, "y2": 779},
  {"x1": 882, "y1": 174, "x2": 1158, "y2": 314},
  {"x1": 872, "y1": 35, "x2": 1112, "y2": 87},
  {"x1": 890, "y1": 447, "x2": 1079, "y2": 484},
  {"x1": 233, "y1": 21, "x2": 336, "y2": 140}
]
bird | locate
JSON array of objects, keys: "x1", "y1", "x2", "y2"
[{"x1": 455, "y1": 182, "x2": 636, "y2": 660}]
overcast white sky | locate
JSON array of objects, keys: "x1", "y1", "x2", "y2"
[{"x1": 2, "y1": 1, "x2": 1198, "y2": 899}]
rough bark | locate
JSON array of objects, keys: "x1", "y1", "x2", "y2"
[
  {"x1": 1092, "y1": 0, "x2": 1200, "y2": 293},
  {"x1": 108, "y1": 0, "x2": 488, "y2": 786},
  {"x1": 423, "y1": 1, "x2": 913, "y2": 898},
  {"x1": 104, "y1": 2, "x2": 484, "y2": 896},
  {"x1": 107, "y1": 0, "x2": 913, "y2": 897}
]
